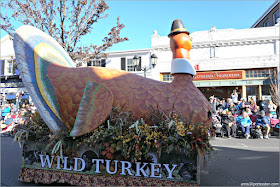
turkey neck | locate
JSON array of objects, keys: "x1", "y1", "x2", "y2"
[{"x1": 171, "y1": 73, "x2": 193, "y2": 86}]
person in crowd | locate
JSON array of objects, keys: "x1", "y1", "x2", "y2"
[
  {"x1": 257, "y1": 96, "x2": 265, "y2": 111},
  {"x1": 252, "y1": 107, "x2": 259, "y2": 115},
  {"x1": 224, "y1": 98, "x2": 232, "y2": 110},
  {"x1": 236, "y1": 101, "x2": 242, "y2": 114},
  {"x1": 221, "y1": 98, "x2": 226, "y2": 108},
  {"x1": 10, "y1": 103, "x2": 18, "y2": 117},
  {"x1": 231, "y1": 90, "x2": 238, "y2": 105},
  {"x1": 221, "y1": 111, "x2": 236, "y2": 138},
  {"x1": 25, "y1": 104, "x2": 31, "y2": 112},
  {"x1": 236, "y1": 111, "x2": 252, "y2": 139},
  {"x1": 1, "y1": 104, "x2": 10, "y2": 121},
  {"x1": 246, "y1": 108, "x2": 253, "y2": 116},
  {"x1": 265, "y1": 100, "x2": 277, "y2": 118},
  {"x1": 249, "y1": 97, "x2": 254, "y2": 104},
  {"x1": 209, "y1": 96, "x2": 217, "y2": 114},
  {"x1": 228, "y1": 101, "x2": 237, "y2": 115},
  {"x1": 30, "y1": 103, "x2": 37, "y2": 114},
  {"x1": 3, "y1": 113, "x2": 14, "y2": 126},
  {"x1": 19, "y1": 103, "x2": 27, "y2": 116},
  {"x1": 255, "y1": 110, "x2": 271, "y2": 139},
  {"x1": 216, "y1": 100, "x2": 224, "y2": 114},
  {"x1": 237, "y1": 98, "x2": 247, "y2": 114},
  {"x1": 249, "y1": 99, "x2": 258, "y2": 111},
  {"x1": 18, "y1": 116, "x2": 27, "y2": 125}
]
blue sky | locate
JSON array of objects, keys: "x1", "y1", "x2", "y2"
[{"x1": 1, "y1": 1, "x2": 275, "y2": 52}]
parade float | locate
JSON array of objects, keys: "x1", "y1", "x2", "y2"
[{"x1": 13, "y1": 19, "x2": 213, "y2": 186}]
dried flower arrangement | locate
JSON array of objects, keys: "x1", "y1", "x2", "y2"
[{"x1": 14, "y1": 107, "x2": 213, "y2": 180}]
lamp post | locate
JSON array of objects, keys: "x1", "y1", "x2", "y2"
[{"x1": 132, "y1": 54, "x2": 158, "y2": 78}]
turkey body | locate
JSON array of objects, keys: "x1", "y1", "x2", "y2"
[{"x1": 47, "y1": 63, "x2": 211, "y2": 136}]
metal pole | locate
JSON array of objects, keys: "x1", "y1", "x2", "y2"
[{"x1": 144, "y1": 68, "x2": 146, "y2": 78}]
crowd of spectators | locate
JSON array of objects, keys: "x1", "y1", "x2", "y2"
[
  {"x1": 210, "y1": 90, "x2": 279, "y2": 139},
  {"x1": 1, "y1": 101, "x2": 36, "y2": 136}
]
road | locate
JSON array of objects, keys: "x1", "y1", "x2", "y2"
[
  {"x1": 1, "y1": 136, "x2": 279, "y2": 186},
  {"x1": 200, "y1": 137, "x2": 279, "y2": 186}
]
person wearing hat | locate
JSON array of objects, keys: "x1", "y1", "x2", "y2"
[
  {"x1": 209, "y1": 96, "x2": 217, "y2": 114},
  {"x1": 255, "y1": 110, "x2": 271, "y2": 139},
  {"x1": 168, "y1": 19, "x2": 196, "y2": 76}
]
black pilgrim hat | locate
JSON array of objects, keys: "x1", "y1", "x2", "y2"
[{"x1": 168, "y1": 19, "x2": 190, "y2": 38}]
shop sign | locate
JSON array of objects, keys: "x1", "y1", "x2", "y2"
[{"x1": 193, "y1": 71, "x2": 243, "y2": 80}]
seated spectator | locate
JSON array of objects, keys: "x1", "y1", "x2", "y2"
[
  {"x1": 18, "y1": 116, "x2": 27, "y2": 125},
  {"x1": 228, "y1": 101, "x2": 237, "y2": 115},
  {"x1": 221, "y1": 111, "x2": 236, "y2": 138},
  {"x1": 252, "y1": 107, "x2": 259, "y2": 115},
  {"x1": 236, "y1": 111, "x2": 252, "y2": 139},
  {"x1": 216, "y1": 100, "x2": 224, "y2": 114},
  {"x1": 3, "y1": 113, "x2": 14, "y2": 126},
  {"x1": 249, "y1": 100, "x2": 258, "y2": 111},
  {"x1": 1, "y1": 104, "x2": 10, "y2": 120},
  {"x1": 255, "y1": 110, "x2": 270, "y2": 139},
  {"x1": 246, "y1": 108, "x2": 253, "y2": 116},
  {"x1": 19, "y1": 108, "x2": 26, "y2": 116}
]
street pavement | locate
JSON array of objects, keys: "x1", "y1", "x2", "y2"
[
  {"x1": 200, "y1": 137, "x2": 279, "y2": 186},
  {"x1": 1, "y1": 136, "x2": 279, "y2": 186}
]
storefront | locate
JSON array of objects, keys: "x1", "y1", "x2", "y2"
[{"x1": 160, "y1": 68, "x2": 276, "y2": 102}]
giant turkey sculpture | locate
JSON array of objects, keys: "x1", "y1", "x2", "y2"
[{"x1": 14, "y1": 19, "x2": 212, "y2": 137}]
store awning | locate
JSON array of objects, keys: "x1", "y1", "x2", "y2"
[
  {"x1": 6, "y1": 95, "x2": 16, "y2": 100},
  {"x1": 21, "y1": 95, "x2": 29, "y2": 99}
]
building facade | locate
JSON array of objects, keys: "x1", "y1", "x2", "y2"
[
  {"x1": 0, "y1": 35, "x2": 29, "y2": 104},
  {"x1": 251, "y1": 1, "x2": 279, "y2": 28},
  {"x1": 105, "y1": 24, "x2": 279, "y2": 102}
]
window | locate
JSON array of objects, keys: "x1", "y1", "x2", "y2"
[
  {"x1": 246, "y1": 86, "x2": 259, "y2": 100},
  {"x1": 162, "y1": 74, "x2": 173, "y2": 82},
  {"x1": 5, "y1": 60, "x2": 13, "y2": 74},
  {"x1": 87, "y1": 59, "x2": 106, "y2": 67},
  {"x1": 262, "y1": 85, "x2": 271, "y2": 95},
  {"x1": 273, "y1": 10, "x2": 279, "y2": 25},
  {"x1": 263, "y1": 19, "x2": 269, "y2": 27},
  {"x1": 245, "y1": 69, "x2": 274, "y2": 78},
  {"x1": 126, "y1": 57, "x2": 141, "y2": 72},
  {"x1": 127, "y1": 59, "x2": 135, "y2": 72}
]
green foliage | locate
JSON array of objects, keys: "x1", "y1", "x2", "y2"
[{"x1": 14, "y1": 108, "x2": 213, "y2": 163}]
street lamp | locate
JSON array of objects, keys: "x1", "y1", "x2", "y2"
[
  {"x1": 133, "y1": 54, "x2": 140, "y2": 67},
  {"x1": 150, "y1": 54, "x2": 158, "y2": 68},
  {"x1": 132, "y1": 54, "x2": 158, "y2": 77}
]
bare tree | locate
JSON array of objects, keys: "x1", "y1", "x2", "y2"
[
  {"x1": 269, "y1": 68, "x2": 279, "y2": 106},
  {"x1": 0, "y1": 0, "x2": 128, "y2": 66}
]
